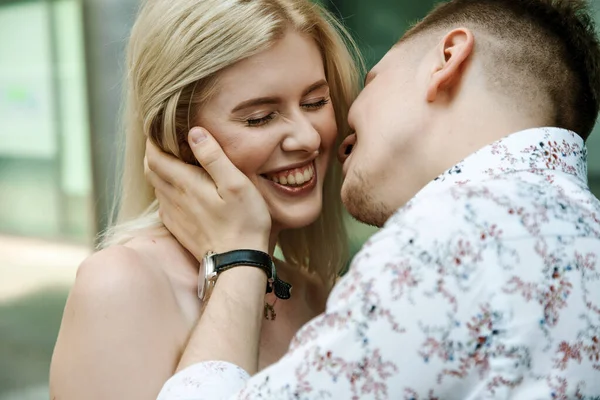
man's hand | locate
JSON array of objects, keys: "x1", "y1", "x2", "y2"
[{"x1": 145, "y1": 127, "x2": 271, "y2": 260}]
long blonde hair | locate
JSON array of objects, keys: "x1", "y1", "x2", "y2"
[{"x1": 101, "y1": 0, "x2": 362, "y2": 286}]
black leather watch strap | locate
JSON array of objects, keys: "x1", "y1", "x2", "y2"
[
  {"x1": 212, "y1": 249, "x2": 273, "y2": 278},
  {"x1": 211, "y1": 249, "x2": 292, "y2": 300}
]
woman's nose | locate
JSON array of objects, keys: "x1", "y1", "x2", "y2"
[{"x1": 281, "y1": 115, "x2": 321, "y2": 154}]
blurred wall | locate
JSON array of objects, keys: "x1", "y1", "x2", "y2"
[
  {"x1": 0, "y1": 0, "x2": 138, "y2": 243},
  {"x1": 0, "y1": 0, "x2": 137, "y2": 397},
  {"x1": 82, "y1": 0, "x2": 140, "y2": 237},
  {"x1": 0, "y1": 0, "x2": 92, "y2": 241}
]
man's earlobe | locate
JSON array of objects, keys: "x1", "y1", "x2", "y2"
[{"x1": 426, "y1": 28, "x2": 475, "y2": 102}]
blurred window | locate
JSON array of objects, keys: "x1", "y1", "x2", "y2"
[{"x1": 0, "y1": 0, "x2": 93, "y2": 242}]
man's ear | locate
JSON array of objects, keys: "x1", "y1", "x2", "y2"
[{"x1": 426, "y1": 28, "x2": 475, "y2": 102}]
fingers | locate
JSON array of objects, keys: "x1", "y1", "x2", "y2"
[
  {"x1": 145, "y1": 139, "x2": 194, "y2": 189},
  {"x1": 188, "y1": 127, "x2": 248, "y2": 194},
  {"x1": 155, "y1": 193, "x2": 194, "y2": 252},
  {"x1": 145, "y1": 139, "x2": 175, "y2": 183},
  {"x1": 146, "y1": 159, "x2": 176, "y2": 198}
]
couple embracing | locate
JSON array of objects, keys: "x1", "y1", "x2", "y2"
[{"x1": 51, "y1": 0, "x2": 600, "y2": 398}]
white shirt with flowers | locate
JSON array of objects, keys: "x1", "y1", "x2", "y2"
[{"x1": 158, "y1": 127, "x2": 600, "y2": 400}]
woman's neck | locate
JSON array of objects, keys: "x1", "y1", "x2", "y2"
[{"x1": 268, "y1": 225, "x2": 282, "y2": 256}]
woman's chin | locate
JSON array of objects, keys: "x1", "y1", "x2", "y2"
[{"x1": 270, "y1": 205, "x2": 323, "y2": 232}]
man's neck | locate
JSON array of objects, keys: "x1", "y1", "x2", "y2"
[{"x1": 427, "y1": 101, "x2": 551, "y2": 175}]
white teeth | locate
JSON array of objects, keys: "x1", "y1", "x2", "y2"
[
  {"x1": 266, "y1": 163, "x2": 315, "y2": 187},
  {"x1": 303, "y1": 169, "x2": 311, "y2": 181}
]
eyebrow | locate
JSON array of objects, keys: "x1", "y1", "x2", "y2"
[
  {"x1": 302, "y1": 79, "x2": 329, "y2": 97},
  {"x1": 231, "y1": 97, "x2": 280, "y2": 113},
  {"x1": 231, "y1": 79, "x2": 329, "y2": 114}
]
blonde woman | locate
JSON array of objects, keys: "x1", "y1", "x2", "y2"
[{"x1": 49, "y1": 0, "x2": 361, "y2": 399}]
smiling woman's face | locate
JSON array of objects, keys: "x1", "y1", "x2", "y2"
[{"x1": 196, "y1": 30, "x2": 338, "y2": 231}]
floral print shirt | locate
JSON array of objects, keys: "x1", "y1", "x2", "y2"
[{"x1": 157, "y1": 127, "x2": 600, "y2": 400}]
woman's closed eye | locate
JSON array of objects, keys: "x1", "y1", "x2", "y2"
[
  {"x1": 301, "y1": 98, "x2": 330, "y2": 110},
  {"x1": 246, "y1": 112, "x2": 277, "y2": 127},
  {"x1": 244, "y1": 98, "x2": 330, "y2": 127}
]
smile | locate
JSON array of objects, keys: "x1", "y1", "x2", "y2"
[
  {"x1": 261, "y1": 161, "x2": 317, "y2": 196},
  {"x1": 264, "y1": 162, "x2": 315, "y2": 187}
]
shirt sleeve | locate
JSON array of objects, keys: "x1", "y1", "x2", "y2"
[{"x1": 157, "y1": 361, "x2": 250, "y2": 400}]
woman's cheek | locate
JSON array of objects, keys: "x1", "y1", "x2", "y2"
[
  {"x1": 225, "y1": 140, "x2": 279, "y2": 177},
  {"x1": 318, "y1": 105, "x2": 338, "y2": 144}
]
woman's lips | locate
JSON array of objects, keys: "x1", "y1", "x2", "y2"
[
  {"x1": 261, "y1": 161, "x2": 318, "y2": 196},
  {"x1": 263, "y1": 162, "x2": 314, "y2": 185}
]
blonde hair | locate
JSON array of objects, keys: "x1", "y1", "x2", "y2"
[{"x1": 101, "y1": 0, "x2": 362, "y2": 286}]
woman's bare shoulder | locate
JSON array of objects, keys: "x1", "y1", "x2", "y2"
[
  {"x1": 78, "y1": 233, "x2": 193, "y2": 291},
  {"x1": 76, "y1": 241, "x2": 167, "y2": 297},
  {"x1": 49, "y1": 238, "x2": 192, "y2": 399},
  {"x1": 63, "y1": 239, "x2": 184, "y2": 340}
]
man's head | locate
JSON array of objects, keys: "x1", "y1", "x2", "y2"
[{"x1": 341, "y1": 0, "x2": 600, "y2": 227}]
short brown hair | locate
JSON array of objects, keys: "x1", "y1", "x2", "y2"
[{"x1": 402, "y1": 0, "x2": 600, "y2": 141}]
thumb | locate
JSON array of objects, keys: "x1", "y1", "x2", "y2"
[{"x1": 188, "y1": 127, "x2": 246, "y2": 189}]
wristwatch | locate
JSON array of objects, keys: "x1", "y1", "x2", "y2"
[{"x1": 198, "y1": 249, "x2": 292, "y2": 301}]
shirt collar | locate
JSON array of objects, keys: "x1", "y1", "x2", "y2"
[{"x1": 415, "y1": 127, "x2": 588, "y2": 200}]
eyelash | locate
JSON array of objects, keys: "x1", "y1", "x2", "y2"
[
  {"x1": 245, "y1": 98, "x2": 330, "y2": 127},
  {"x1": 302, "y1": 98, "x2": 330, "y2": 110},
  {"x1": 246, "y1": 113, "x2": 276, "y2": 127}
]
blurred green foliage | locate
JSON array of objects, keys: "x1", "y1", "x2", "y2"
[{"x1": 327, "y1": 0, "x2": 438, "y2": 67}]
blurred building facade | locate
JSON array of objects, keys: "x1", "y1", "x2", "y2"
[
  {"x1": 0, "y1": 0, "x2": 138, "y2": 397},
  {"x1": 0, "y1": 0, "x2": 139, "y2": 244}
]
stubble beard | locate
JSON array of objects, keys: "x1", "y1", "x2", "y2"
[{"x1": 341, "y1": 168, "x2": 391, "y2": 228}]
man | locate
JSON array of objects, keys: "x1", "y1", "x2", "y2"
[{"x1": 146, "y1": 0, "x2": 600, "y2": 398}]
